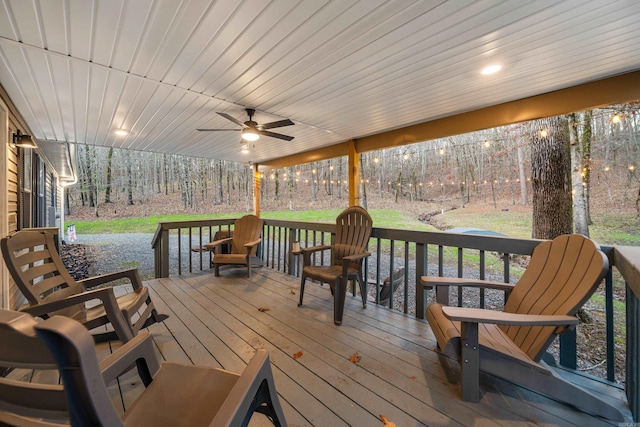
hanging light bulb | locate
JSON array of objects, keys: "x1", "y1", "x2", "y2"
[{"x1": 241, "y1": 128, "x2": 259, "y2": 141}]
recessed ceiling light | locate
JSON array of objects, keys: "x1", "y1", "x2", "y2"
[
  {"x1": 481, "y1": 64, "x2": 502, "y2": 75},
  {"x1": 114, "y1": 129, "x2": 129, "y2": 136}
]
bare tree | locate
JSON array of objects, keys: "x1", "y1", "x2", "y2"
[
  {"x1": 570, "y1": 112, "x2": 590, "y2": 236},
  {"x1": 531, "y1": 116, "x2": 573, "y2": 239}
]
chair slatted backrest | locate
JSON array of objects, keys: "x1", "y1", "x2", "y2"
[
  {"x1": 332, "y1": 206, "x2": 373, "y2": 268},
  {"x1": 0, "y1": 310, "x2": 69, "y2": 423},
  {"x1": 230, "y1": 215, "x2": 264, "y2": 255},
  {"x1": 500, "y1": 234, "x2": 608, "y2": 361},
  {"x1": 1, "y1": 231, "x2": 80, "y2": 306}
]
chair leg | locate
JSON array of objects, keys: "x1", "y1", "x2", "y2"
[
  {"x1": 460, "y1": 321, "x2": 480, "y2": 402},
  {"x1": 214, "y1": 264, "x2": 220, "y2": 277},
  {"x1": 334, "y1": 278, "x2": 347, "y2": 326},
  {"x1": 357, "y1": 276, "x2": 367, "y2": 308},
  {"x1": 298, "y1": 276, "x2": 306, "y2": 307}
]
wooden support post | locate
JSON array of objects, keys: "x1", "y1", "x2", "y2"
[{"x1": 348, "y1": 140, "x2": 360, "y2": 207}]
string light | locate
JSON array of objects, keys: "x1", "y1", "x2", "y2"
[
  {"x1": 612, "y1": 114, "x2": 621, "y2": 124},
  {"x1": 539, "y1": 129, "x2": 548, "y2": 138}
]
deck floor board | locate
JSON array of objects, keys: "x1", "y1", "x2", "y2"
[
  {"x1": 130, "y1": 268, "x2": 622, "y2": 426},
  {"x1": 4, "y1": 269, "x2": 629, "y2": 425}
]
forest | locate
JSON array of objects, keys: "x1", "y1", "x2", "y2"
[{"x1": 68, "y1": 103, "x2": 640, "y2": 236}]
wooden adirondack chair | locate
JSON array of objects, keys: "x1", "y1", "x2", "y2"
[
  {"x1": 423, "y1": 234, "x2": 625, "y2": 421},
  {"x1": 206, "y1": 215, "x2": 264, "y2": 278},
  {"x1": 298, "y1": 206, "x2": 372, "y2": 325},
  {"x1": 1, "y1": 230, "x2": 167, "y2": 343},
  {"x1": 0, "y1": 309, "x2": 287, "y2": 427}
]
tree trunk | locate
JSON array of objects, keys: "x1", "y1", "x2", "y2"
[
  {"x1": 531, "y1": 116, "x2": 573, "y2": 239},
  {"x1": 570, "y1": 113, "x2": 589, "y2": 236},
  {"x1": 126, "y1": 151, "x2": 134, "y2": 206},
  {"x1": 104, "y1": 147, "x2": 113, "y2": 203},
  {"x1": 84, "y1": 145, "x2": 95, "y2": 208},
  {"x1": 517, "y1": 145, "x2": 528, "y2": 205},
  {"x1": 581, "y1": 110, "x2": 593, "y2": 224}
]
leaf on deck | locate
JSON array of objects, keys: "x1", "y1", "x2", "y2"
[
  {"x1": 379, "y1": 415, "x2": 397, "y2": 426},
  {"x1": 349, "y1": 352, "x2": 361, "y2": 363},
  {"x1": 293, "y1": 351, "x2": 303, "y2": 360},
  {"x1": 289, "y1": 289, "x2": 296, "y2": 295},
  {"x1": 258, "y1": 306, "x2": 270, "y2": 312},
  {"x1": 410, "y1": 375, "x2": 417, "y2": 381}
]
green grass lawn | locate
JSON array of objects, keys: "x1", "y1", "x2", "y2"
[
  {"x1": 67, "y1": 207, "x2": 639, "y2": 247},
  {"x1": 69, "y1": 209, "x2": 437, "y2": 235},
  {"x1": 433, "y1": 209, "x2": 640, "y2": 247}
]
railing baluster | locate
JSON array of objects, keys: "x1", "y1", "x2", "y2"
[
  {"x1": 404, "y1": 241, "x2": 409, "y2": 314},
  {"x1": 375, "y1": 238, "x2": 381, "y2": 304},
  {"x1": 389, "y1": 240, "x2": 395, "y2": 309},
  {"x1": 479, "y1": 250, "x2": 485, "y2": 308},
  {"x1": 606, "y1": 269, "x2": 615, "y2": 381},
  {"x1": 457, "y1": 247, "x2": 463, "y2": 307}
]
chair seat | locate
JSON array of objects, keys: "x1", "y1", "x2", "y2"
[
  {"x1": 48, "y1": 286, "x2": 149, "y2": 325},
  {"x1": 303, "y1": 265, "x2": 359, "y2": 284},
  {"x1": 123, "y1": 363, "x2": 240, "y2": 427},
  {"x1": 214, "y1": 253, "x2": 249, "y2": 265},
  {"x1": 426, "y1": 303, "x2": 534, "y2": 366}
]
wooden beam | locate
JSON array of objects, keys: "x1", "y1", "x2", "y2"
[
  {"x1": 347, "y1": 140, "x2": 360, "y2": 207},
  {"x1": 258, "y1": 70, "x2": 640, "y2": 171}
]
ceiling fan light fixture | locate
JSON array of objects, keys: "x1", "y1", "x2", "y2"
[{"x1": 242, "y1": 128, "x2": 260, "y2": 141}]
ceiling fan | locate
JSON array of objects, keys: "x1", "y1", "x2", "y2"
[{"x1": 197, "y1": 108, "x2": 294, "y2": 141}]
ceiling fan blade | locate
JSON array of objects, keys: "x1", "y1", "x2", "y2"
[
  {"x1": 196, "y1": 128, "x2": 241, "y2": 132},
  {"x1": 217, "y1": 112, "x2": 246, "y2": 127},
  {"x1": 260, "y1": 118, "x2": 294, "y2": 130},
  {"x1": 259, "y1": 130, "x2": 294, "y2": 141}
]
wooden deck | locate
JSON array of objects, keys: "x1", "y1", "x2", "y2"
[{"x1": 109, "y1": 267, "x2": 627, "y2": 426}]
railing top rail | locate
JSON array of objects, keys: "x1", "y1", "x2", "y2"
[{"x1": 151, "y1": 218, "x2": 237, "y2": 248}]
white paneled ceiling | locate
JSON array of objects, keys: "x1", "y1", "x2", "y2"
[{"x1": 1, "y1": 0, "x2": 639, "y2": 166}]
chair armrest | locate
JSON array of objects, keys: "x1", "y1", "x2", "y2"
[
  {"x1": 243, "y1": 238, "x2": 262, "y2": 250},
  {"x1": 20, "y1": 287, "x2": 118, "y2": 318},
  {"x1": 342, "y1": 252, "x2": 371, "y2": 262},
  {"x1": 204, "y1": 237, "x2": 233, "y2": 250},
  {"x1": 79, "y1": 268, "x2": 144, "y2": 291},
  {"x1": 99, "y1": 331, "x2": 160, "y2": 386},
  {"x1": 302, "y1": 245, "x2": 331, "y2": 266},
  {"x1": 24, "y1": 287, "x2": 135, "y2": 342},
  {"x1": 301, "y1": 245, "x2": 331, "y2": 254},
  {"x1": 211, "y1": 349, "x2": 282, "y2": 426},
  {"x1": 341, "y1": 252, "x2": 370, "y2": 278},
  {"x1": 421, "y1": 276, "x2": 515, "y2": 292},
  {"x1": 441, "y1": 306, "x2": 579, "y2": 327}
]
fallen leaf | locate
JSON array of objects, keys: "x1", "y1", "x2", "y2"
[
  {"x1": 379, "y1": 415, "x2": 397, "y2": 426},
  {"x1": 349, "y1": 352, "x2": 361, "y2": 363},
  {"x1": 410, "y1": 376, "x2": 417, "y2": 381},
  {"x1": 258, "y1": 306, "x2": 270, "y2": 312},
  {"x1": 293, "y1": 351, "x2": 303, "y2": 360},
  {"x1": 289, "y1": 289, "x2": 296, "y2": 295}
]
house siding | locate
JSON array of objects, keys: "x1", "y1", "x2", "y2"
[{"x1": 1, "y1": 84, "x2": 65, "y2": 310}]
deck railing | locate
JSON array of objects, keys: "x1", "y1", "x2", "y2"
[{"x1": 152, "y1": 217, "x2": 639, "y2": 421}]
